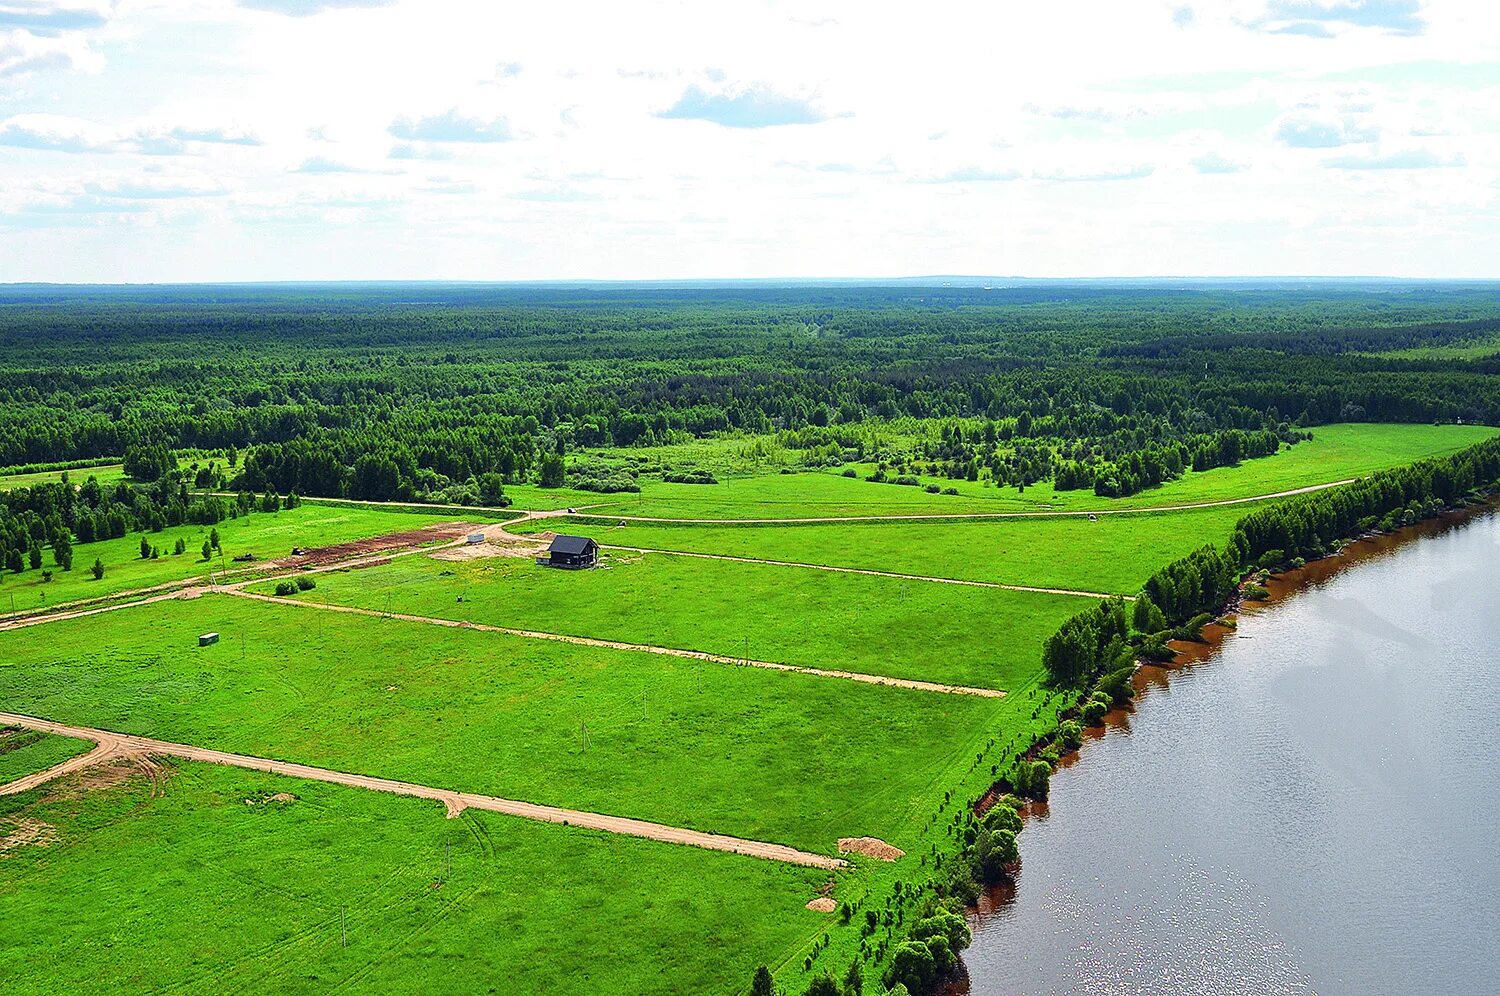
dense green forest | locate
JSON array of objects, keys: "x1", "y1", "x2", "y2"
[{"x1": 3, "y1": 282, "x2": 1498, "y2": 502}]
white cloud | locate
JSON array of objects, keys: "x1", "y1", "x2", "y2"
[
  {"x1": 657, "y1": 83, "x2": 837, "y2": 128},
  {"x1": 1324, "y1": 148, "x2": 1465, "y2": 169},
  {"x1": 1, "y1": 0, "x2": 1499, "y2": 279},
  {"x1": 389, "y1": 109, "x2": 514, "y2": 142},
  {"x1": 237, "y1": 0, "x2": 395, "y2": 16},
  {"x1": 1192, "y1": 151, "x2": 1247, "y2": 173}
]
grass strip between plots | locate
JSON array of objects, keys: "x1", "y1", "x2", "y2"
[
  {"x1": 0, "y1": 761, "x2": 830, "y2": 995},
  {"x1": 0, "y1": 728, "x2": 92, "y2": 785},
  {"x1": 0, "y1": 595, "x2": 1011, "y2": 855},
  {"x1": 246, "y1": 551, "x2": 1082, "y2": 692}
]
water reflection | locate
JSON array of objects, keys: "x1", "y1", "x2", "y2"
[{"x1": 956, "y1": 507, "x2": 1500, "y2": 996}]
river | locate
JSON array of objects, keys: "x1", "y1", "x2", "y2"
[{"x1": 957, "y1": 508, "x2": 1500, "y2": 995}]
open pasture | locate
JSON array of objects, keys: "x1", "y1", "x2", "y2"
[
  {"x1": 0, "y1": 504, "x2": 504, "y2": 616},
  {"x1": 0, "y1": 727, "x2": 91, "y2": 785},
  {"x1": 0, "y1": 594, "x2": 1011, "y2": 854},
  {"x1": 0, "y1": 760, "x2": 830, "y2": 995},
  {"x1": 501, "y1": 423, "x2": 1496, "y2": 520},
  {"x1": 514, "y1": 503, "x2": 1256, "y2": 595},
  {"x1": 251, "y1": 550, "x2": 1083, "y2": 692}
]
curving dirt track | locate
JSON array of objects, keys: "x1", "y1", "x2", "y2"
[{"x1": 0, "y1": 711, "x2": 846, "y2": 870}]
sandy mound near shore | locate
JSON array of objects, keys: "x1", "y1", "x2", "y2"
[{"x1": 838, "y1": 837, "x2": 904, "y2": 862}]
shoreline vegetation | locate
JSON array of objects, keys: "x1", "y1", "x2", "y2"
[{"x1": 853, "y1": 437, "x2": 1500, "y2": 996}]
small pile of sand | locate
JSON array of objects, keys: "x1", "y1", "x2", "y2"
[
  {"x1": 805, "y1": 897, "x2": 837, "y2": 913},
  {"x1": 838, "y1": 837, "x2": 905, "y2": 862}
]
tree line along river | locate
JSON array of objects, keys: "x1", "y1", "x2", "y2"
[{"x1": 958, "y1": 507, "x2": 1500, "y2": 996}]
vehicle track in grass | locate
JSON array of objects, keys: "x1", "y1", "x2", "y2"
[{"x1": 0, "y1": 711, "x2": 848, "y2": 869}]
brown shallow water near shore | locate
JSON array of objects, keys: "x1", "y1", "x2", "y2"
[{"x1": 954, "y1": 503, "x2": 1500, "y2": 995}]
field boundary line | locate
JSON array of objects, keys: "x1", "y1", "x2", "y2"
[
  {"x1": 220, "y1": 589, "x2": 1009, "y2": 698},
  {"x1": 601, "y1": 545, "x2": 1127, "y2": 600},
  {"x1": 0, "y1": 711, "x2": 846, "y2": 869},
  {"x1": 236, "y1": 478, "x2": 1355, "y2": 526},
  {"x1": 528, "y1": 479, "x2": 1359, "y2": 525}
]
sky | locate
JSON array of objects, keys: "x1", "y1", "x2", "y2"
[{"x1": 1, "y1": 0, "x2": 1498, "y2": 281}]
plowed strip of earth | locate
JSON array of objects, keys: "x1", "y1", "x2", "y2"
[
  {"x1": 0, "y1": 711, "x2": 846, "y2": 869},
  {"x1": 222, "y1": 589, "x2": 1008, "y2": 698}
]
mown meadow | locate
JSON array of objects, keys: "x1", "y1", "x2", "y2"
[
  {"x1": 0, "y1": 728, "x2": 90, "y2": 783},
  {"x1": 250, "y1": 551, "x2": 1086, "y2": 691},
  {"x1": 0, "y1": 594, "x2": 1010, "y2": 855},
  {"x1": 0, "y1": 762, "x2": 830, "y2": 994},
  {"x1": 0, "y1": 504, "x2": 502, "y2": 614}
]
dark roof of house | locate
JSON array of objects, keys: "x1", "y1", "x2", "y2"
[{"x1": 548, "y1": 535, "x2": 598, "y2": 556}]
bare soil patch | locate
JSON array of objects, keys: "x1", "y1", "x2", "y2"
[
  {"x1": 0, "y1": 817, "x2": 58, "y2": 854},
  {"x1": 58, "y1": 758, "x2": 141, "y2": 800},
  {"x1": 429, "y1": 523, "x2": 552, "y2": 561},
  {"x1": 245, "y1": 791, "x2": 299, "y2": 806},
  {"x1": 276, "y1": 522, "x2": 476, "y2": 569},
  {"x1": 838, "y1": 837, "x2": 905, "y2": 862},
  {"x1": 805, "y1": 897, "x2": 837, "y2": 913}
]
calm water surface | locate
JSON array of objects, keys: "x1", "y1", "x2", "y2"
[{"x1": 959, "y1": 510, "x2": 1500, "y2": 995}]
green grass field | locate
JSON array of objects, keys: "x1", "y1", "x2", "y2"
[
  {"x1": 502, "y1": 424, "x2": 1497, "y2": 520},
  {"x1": 0, "y1": 762, "x2": 830, "y2": 995},
  {"x1": 0, "y1": 504, "x2": 503, "y2": 614},
  {"x1": 0, "y1": 595, "x2": 1009, "y2": 854},
  {"x1": 0, "y1": 727, "x2": 91, "y2": 784},
  {"x1": 514, "y1": 503, "x2": 1256, "y2": 595},
  {"x1": 0, "y1": 420, "x2": 1489, "y2": 994},
  {"x1": 248, "y1": 551, "x2": 1086, "y2": 691},
  {"x1": 0, "y1": 464, "x2": 130, "y2": 492}
]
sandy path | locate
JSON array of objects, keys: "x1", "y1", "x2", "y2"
[
  {"x1": 0, "y1": 739, "x2": 123, "y2": 796},
  {"x1": 0, "y1": 587, "x2": 206, "y2": 633},
  {"x1": 222, "y1": 589, "x2": 1007, "y2": 698},
  {"x1": 602, "y1": 544, "x2": 1126, "y2": 600},
  {"x1": 0, "y1": 712, "x2": 844, "y2": 869}
]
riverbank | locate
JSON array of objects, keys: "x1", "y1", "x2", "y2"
[{"x1": 953, "y1": 499, "x2": 1500, "y2": 994}]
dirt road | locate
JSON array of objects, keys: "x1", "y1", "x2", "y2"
[
  {"x1": 0, "y1": 739, "x2": 123, "y2": 797},
  {"x1": 0, "y1": 711, "x2": 846, "y2": 869},
  {"x1": 223, "y1": 589, "x2": 1007, "y2": 698}
]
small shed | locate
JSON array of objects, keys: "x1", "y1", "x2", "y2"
[
  {"x1": 541, "y1": 535, "x2": 599, "y2": 569},
  {"x1": 467, "y1": 533, "x2": 486, "y2": 545},
  {"x1": 199, "y1": 632, "x2": 219, "y2": 647}
]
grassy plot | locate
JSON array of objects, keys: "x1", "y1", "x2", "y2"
[
  {"x1": 514, "y1": 504, "x2": 1256, "y2": 595},
  {"x1": 0, "y1": 727, "x2": 91, "y2": 784},
  {"x1": 503, "y1": 423, "x2": 1498, "y2": 520},
  {"x1": 0, "y1": 464, "x2": 129, "y2": 492},
  {"x1": 0, "y1": 762, "x2": 830, "y2": 995},
  {"x1": 0, "y1": 504, "x2": 502, "y2": 612},
  {"x1": 248, "y1": 551, "x2": 1081, "y2": 691},
  {"x1": 0, "y1": 595, "x2": 1004, "y2": 854}
]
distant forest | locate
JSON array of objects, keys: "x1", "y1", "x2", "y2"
[{"x1": 2, "y1": 282, "x2": 1498, "y2": 502}]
